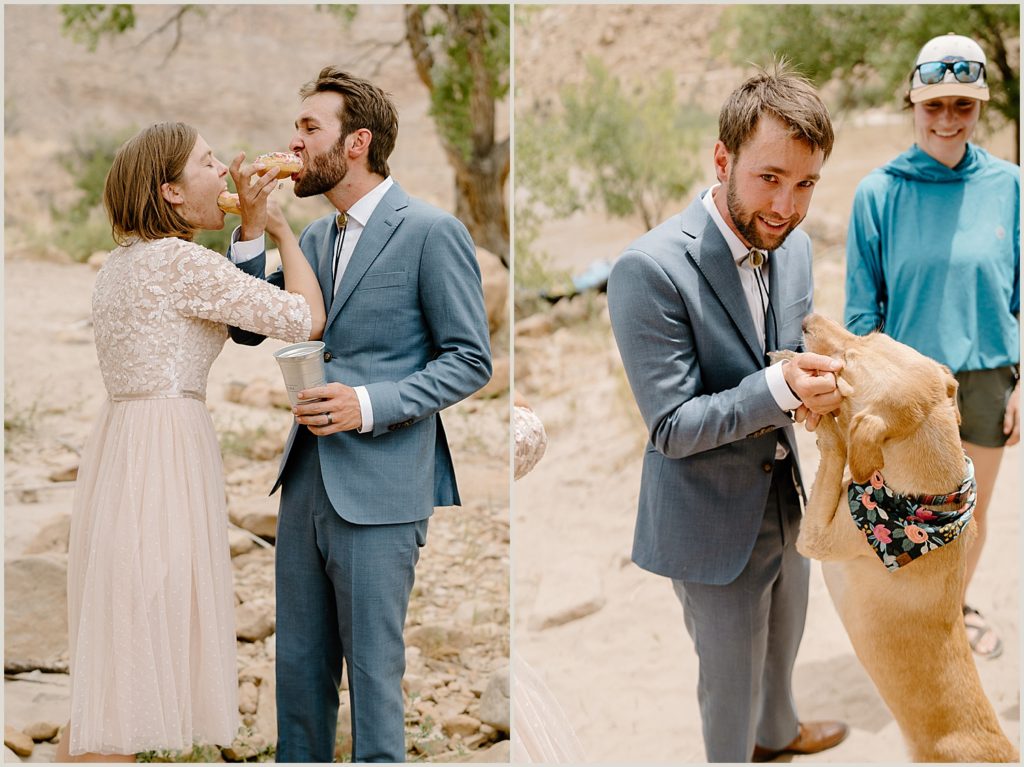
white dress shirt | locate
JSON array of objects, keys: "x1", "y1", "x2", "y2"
[
  {"x1": 230, "y1": 176, "x2": 396, "y2": 434},
  {"x1": 701, "y1": 186, "x2": 801, "y2": 457}
]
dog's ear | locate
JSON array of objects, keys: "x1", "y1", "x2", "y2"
[
  {"x1": 848, "y1": 409, "x2": 887, "y2": 483},
  {"x1": 940, "y1": 365, "x2": 961, "y2": 425}
]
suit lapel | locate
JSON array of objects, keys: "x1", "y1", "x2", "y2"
[
  {"x1": 683, "y1": 203, "x2": 763, "y2": 367},
  {"x1": 316, "y1": 222, "x2": 336, "y2": 312},
  {"x1": 325, "y1": 183, "x2": 408, "y2": 328}
]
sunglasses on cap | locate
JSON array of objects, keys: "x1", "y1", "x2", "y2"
[{"x1": 913, "y1": 60, "x2": 985, "y2": 85}]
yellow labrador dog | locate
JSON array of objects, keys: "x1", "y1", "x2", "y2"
[{"x1": 786, "y1": 313, "x2": 1017, "y2": 763}]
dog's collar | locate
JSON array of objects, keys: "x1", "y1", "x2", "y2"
[{"x1": 848, "y1": 455, "x2": 976, "y2": 572}]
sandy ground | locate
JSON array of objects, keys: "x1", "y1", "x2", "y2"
[{"x1": 513, "y1": 6, "x2": 1019, "y2": 762}]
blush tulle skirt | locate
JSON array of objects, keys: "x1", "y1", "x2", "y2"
[{"x1": 66, "y1": 397, "x2": 238, "y2": 755}]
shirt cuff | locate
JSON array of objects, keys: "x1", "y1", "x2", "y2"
[
  {"x1": 355, "y1": 386, "x2": 374, "y2": 434},
  {"x1": 229, "y1": 226, "x2": 265, "y2": 264},
  {"x1": 767, "y1": 362, "x2": 802, "y2": 412}
]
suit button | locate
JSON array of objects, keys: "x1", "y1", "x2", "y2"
[
  {"x1": 323, "y1": 351, "x2": 332, "y2": 362},
  {"x1": 762, "y1": 462, "x2": 773, "y2": 473}
]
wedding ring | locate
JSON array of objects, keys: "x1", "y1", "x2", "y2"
[{"x1": 326, "y1": 412, "x2": 333, "y2": 425}]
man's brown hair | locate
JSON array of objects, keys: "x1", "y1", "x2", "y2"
[
  {"x1": 300, "y1": 67, "x2": 399, "y2": 177},
  {"x1": 103, "y1": 122, "x2": 197, "y2": 245},
  {"x1": 718, "y1": 60, "x2": 834, "y2": 160}
]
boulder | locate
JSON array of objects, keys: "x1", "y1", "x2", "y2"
[
  {"x1": 235, "y1": 600, "x2": 275, "y2": 642},
  {"x1": 23, "y1": 515, "x2": 71, "y2": 555},
  {"x1": 515, "y1": 311, "x2": 556, "y2": 338},
  {"x1": 442, "y1": 713, "x2": 481, "y2": 738},
  {"x1": 238, "y1": 379, "x2": 274, "y2": 409},
  {"x1": 23, "y1": 721, "x2": 59, "y2": 742},
  {"x1": 229, "y1": 496, "x2": 279, "y2": 540},
  {"x1": 402, "y1": 673, "x2": 433, "y2": 702},
  {"x1": 410, "y1": 723, "x2": 446, "y2": 757},
  {"x1": 477, "y1": 666, "x2": 510, "y2": 734},
  {"x1": 405, "y1": 625, "x2": 470, "y2": 661},
  {"x1": 238, "y1": 681, "x2": 259, "y2": 715},
  {"x1": 4, "y1": 726, "x2": 33, "y2": 757},
  {"x1": 47, "y1": 463, "x2": 79, "y2": 482},
  {"x1": 4, "y1": 555, "x2": 68, "y2": 672},
  {"x1": 239, "y1": 663, "x2": 277, "y2": 746},
  {"x1": 454, "y1": 739, "x2": 510, "y2": 762},
  {"x1": 228, "y1": 528, "x2": 256, "y2": 558}
]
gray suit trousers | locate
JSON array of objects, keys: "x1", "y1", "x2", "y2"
[
  {"x1": 672, "y1": 457, "x2": 808, "y2": 762},
  {"x1": 275, "y1": 429, "x2": 428, "y2": 763}
]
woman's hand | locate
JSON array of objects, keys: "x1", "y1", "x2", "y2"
[
  {"x1": 1003, "y1": 380, "x2": 1020, "y2": 446},
  {"x1": 229, "y1": 152, "x2": 279, "y2": 242},
  {"x1": 264, "y1": 198, "x2": 292, "y2": 244}
]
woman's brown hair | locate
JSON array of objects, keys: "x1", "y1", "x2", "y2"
[{"x1": 103, "y1": 122, "x2": 197, "y2": 245}]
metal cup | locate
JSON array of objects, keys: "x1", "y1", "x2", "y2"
[{"x1": 273, "y1": 341, "x2": 327, "y2": 406}]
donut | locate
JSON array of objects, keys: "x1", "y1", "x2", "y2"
[
  {"x1": 255, "y1": 151, "x2": 304, "y2": 179},
  {"x1": 217, "y1": 191, "x2": 242, "y2": 215}
]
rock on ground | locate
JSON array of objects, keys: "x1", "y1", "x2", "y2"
[
  {"x1": 477, "y1": 666, "x2": 510, "y2": 734},
  {"x1": 4, "y1": 726, "x2": 34, "y2": 757},
  {"x1": 4, "y1": 555, "x2": 69, "y2": 673}
]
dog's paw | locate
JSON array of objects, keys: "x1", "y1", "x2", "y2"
[
  {"x1": 814, "y1": 415, "x2": 845, "y2": 454},
  {"x1": 796, "y1": 529, "x2": 826, "y2": 560}
]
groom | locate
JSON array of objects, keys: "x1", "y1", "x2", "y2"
[
  {"x1": 227, "y1": 68, "x2": 492, "y2": 762},
  {"x1": 608, "y1": 63, "x2": 848, "y2": 762}
]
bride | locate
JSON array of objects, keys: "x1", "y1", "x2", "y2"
[{"x1": 55, "y1": 122, "x2": 326, "y2": 761}]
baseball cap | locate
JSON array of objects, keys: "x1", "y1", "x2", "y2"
[{"x1": 909, "y1": 33, "x2": 990, "y2": 103}]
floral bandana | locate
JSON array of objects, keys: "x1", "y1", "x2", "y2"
[{"x1": 847, "y1": 456, "x2": 976, "y2": 572}]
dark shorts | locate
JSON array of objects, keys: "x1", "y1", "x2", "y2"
[{"x1": 955, "y1": 366, "x2": 1019, "y2": 448}]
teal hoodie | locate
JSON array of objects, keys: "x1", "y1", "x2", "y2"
[{"x1": 844, "y1": 143, "x2": 1019, "y2": 372}]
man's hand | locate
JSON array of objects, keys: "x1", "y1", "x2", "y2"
[
  {"x1": 1003, "y1": 381, "x2": 1020, "y2": 446},
  {"x1": 783, "y1": 352, "x2": 844, "y2": 417},
  {"x1": 229, "y1": 152, "x2": 280, "y2": 241},
  {"x1": 294, "y1": 383, "x2": 362, "y2": 435}
]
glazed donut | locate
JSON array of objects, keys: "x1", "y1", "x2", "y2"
[
  {"x1": 217, "y1": 191, "x2": 242, "y2": 215},
  {"x1": 255, "y1": 151, "x2": 304, "y2": 179}
]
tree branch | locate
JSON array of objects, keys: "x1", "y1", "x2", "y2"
[
  {"x1": 404, "y1": 5, "x2": 435, "y2": 93},
  {"x1": 133, "y1": 5, "x2": 192, "y2": 63}
]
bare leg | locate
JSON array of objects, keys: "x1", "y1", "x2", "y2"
[
  {"x1": 961, "y1": 441, "x2": 1004, "y2": 656},
  {"x1": 54, "y1": 721, "x2": 136, "y2": 763}
]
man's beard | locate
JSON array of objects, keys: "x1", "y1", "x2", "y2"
[
  {"x1": 726, "y1": 175, "x2": 799, "y2": 251},
  {"x1": 294, "y1": 140, "x2": 348, "y2": 198}
]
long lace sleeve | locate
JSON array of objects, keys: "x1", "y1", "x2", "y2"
[{"x1": 164, "y1": 239, "x2": 312, "y2": 343}]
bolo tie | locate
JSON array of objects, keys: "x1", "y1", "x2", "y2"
[
  {"x1": 746, "y1": 248, "x2": 778, "y2": 358},
  {"x1": 331, "y1": 211, "x2": 349, "y2": 288}
]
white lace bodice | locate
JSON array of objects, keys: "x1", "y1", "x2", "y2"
[{"x1": 92, "y1": 237, "x2": 311, "y2": 399}]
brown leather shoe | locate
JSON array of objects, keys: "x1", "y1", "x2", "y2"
[{"x1": 751, "y1": 720, "x2": 849, "y2": 762}]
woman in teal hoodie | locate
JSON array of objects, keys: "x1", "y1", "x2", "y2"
[{"x1": 845, "y1": 33, "x2": 1019, "y2": 659}]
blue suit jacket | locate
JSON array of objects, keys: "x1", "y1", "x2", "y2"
[
  {"x1": 230, "y1": 182, "x2": 492, "y2": 524},
  {"x1": 607, "y1": 194, "x2": 812, "y2": 584}
]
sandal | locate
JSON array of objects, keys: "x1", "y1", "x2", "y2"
[{"x1": 963, "y1": 604, "x2": 1004, "y2": 660}]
